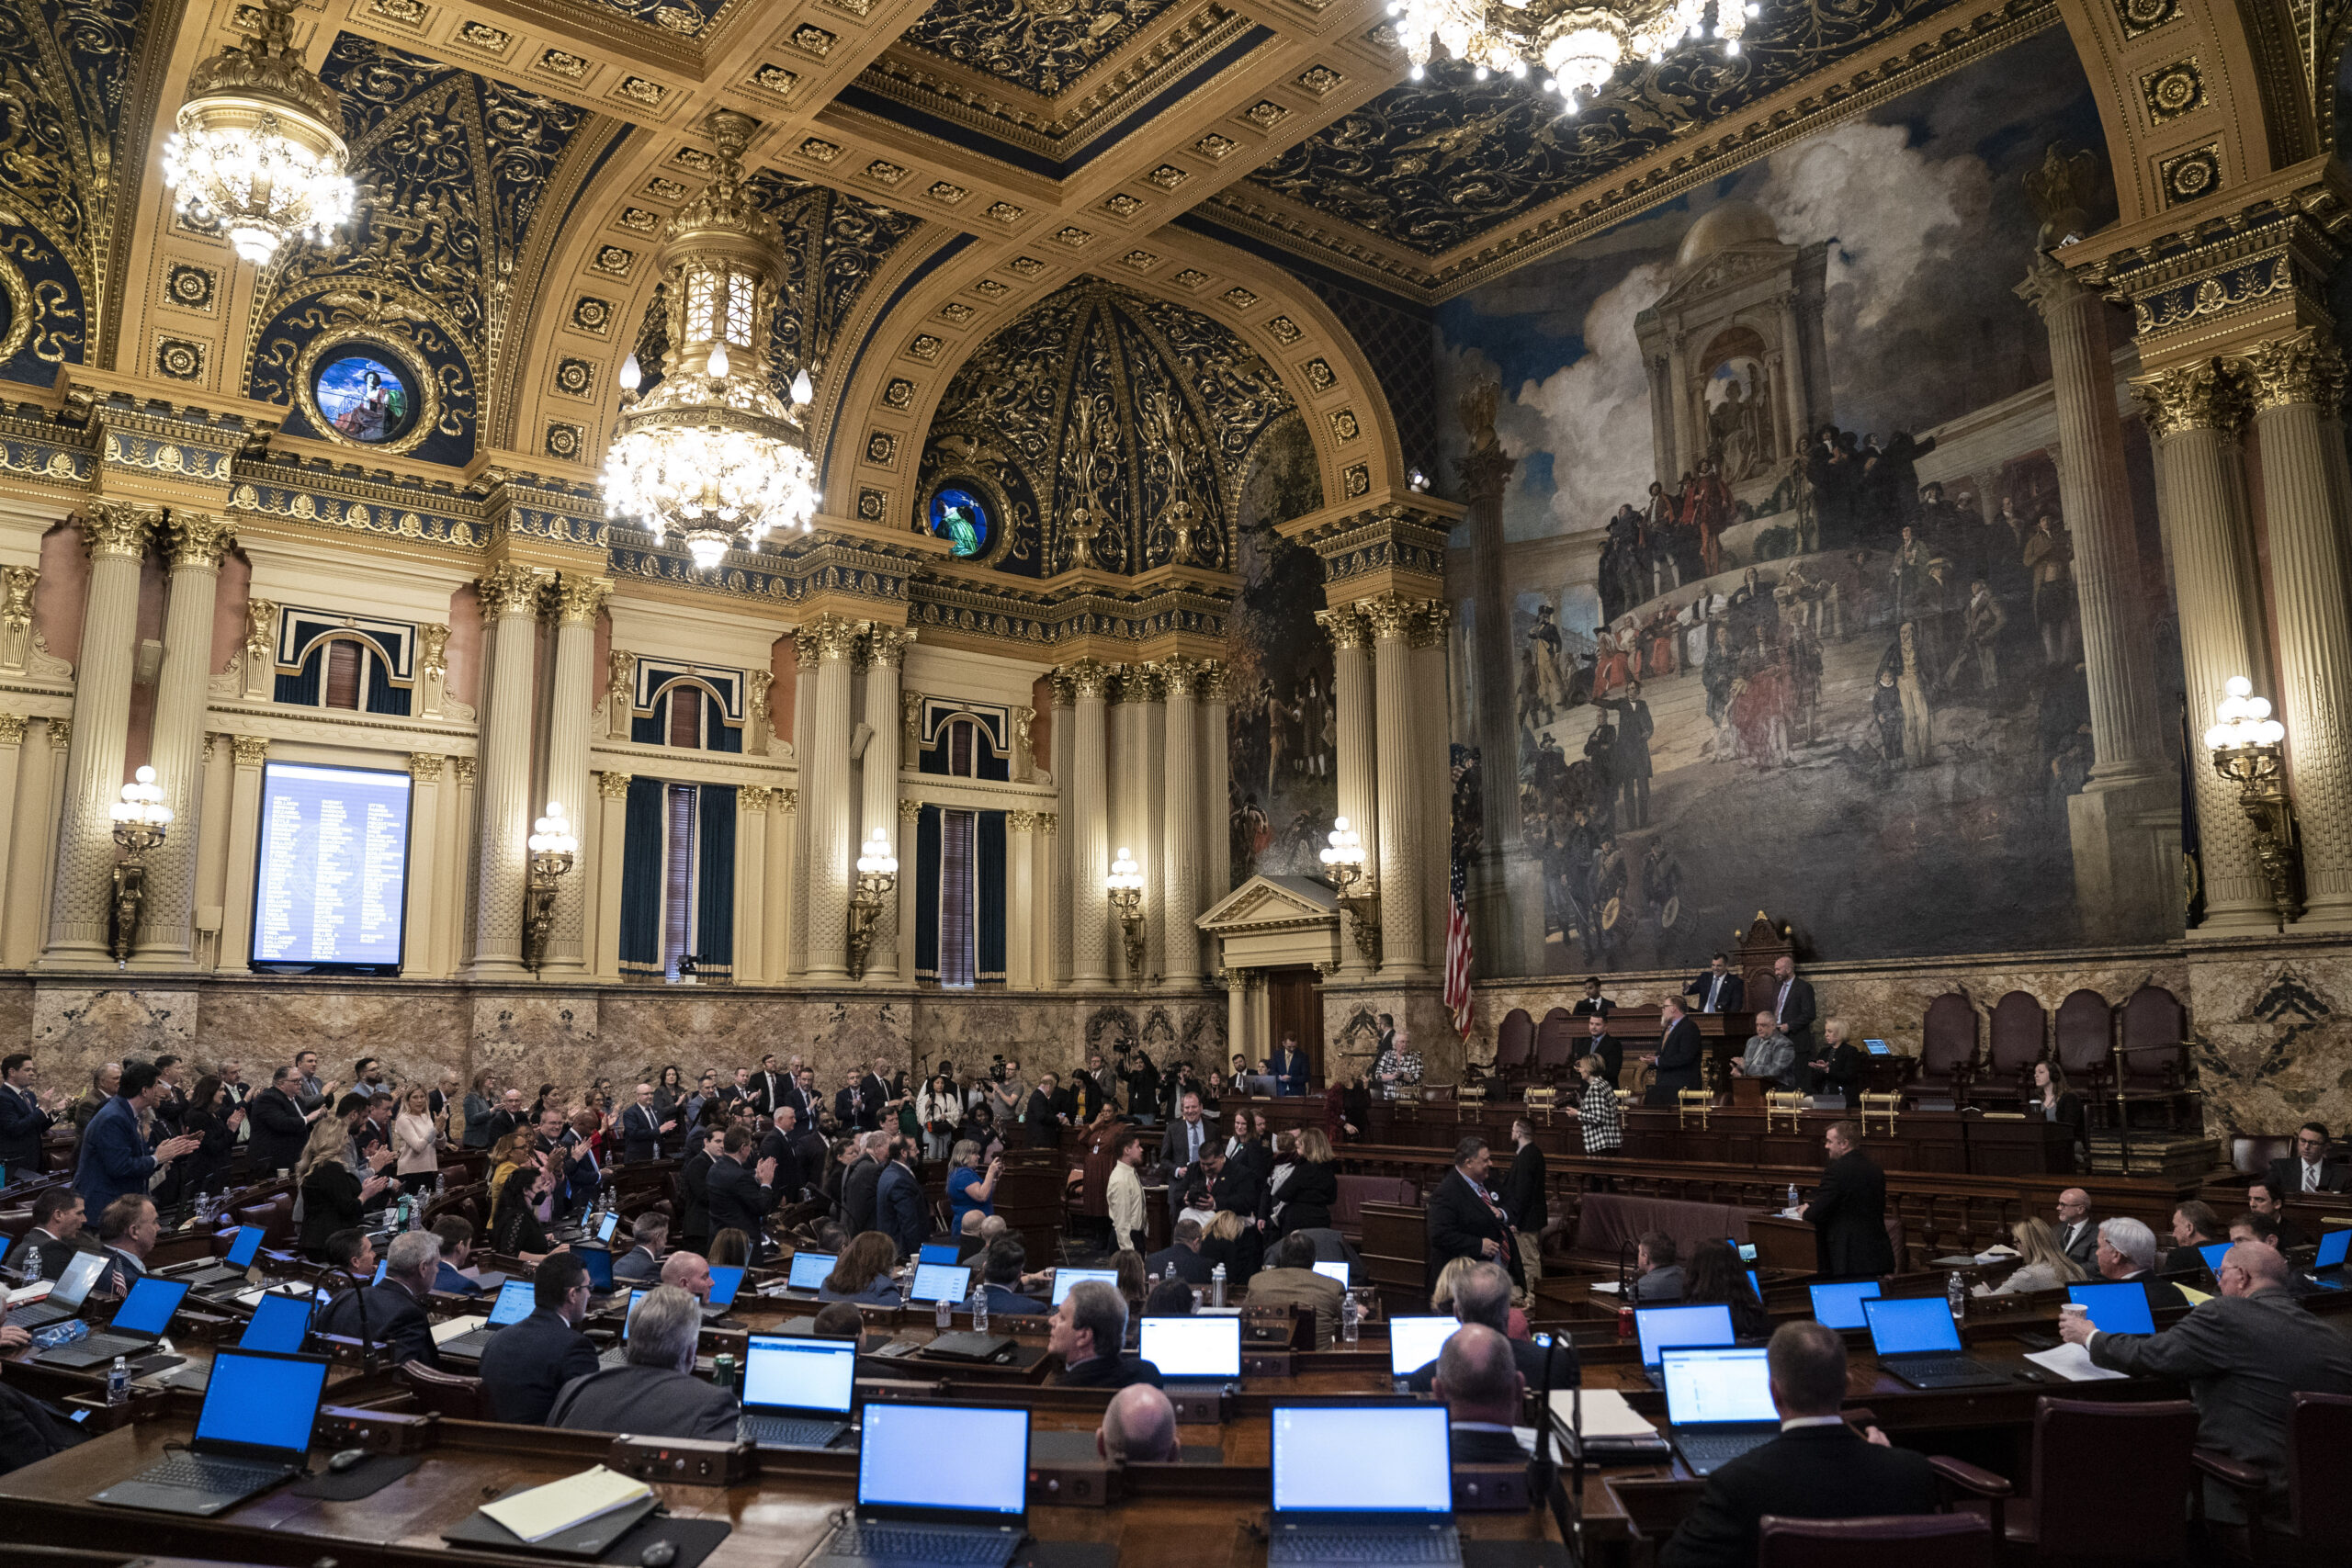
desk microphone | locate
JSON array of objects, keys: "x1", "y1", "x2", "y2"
[{"x1": 1616, "y1": 1238, "x2": 1632, "y2": 1302}]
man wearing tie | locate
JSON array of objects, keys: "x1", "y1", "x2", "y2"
[
  {"x1": 0, "y1": 1052, "x2": 64, "y2": 1181},
  {"x1": 1644, "y1": 997, "x2": 1704, "y2": 1106},
  {"x1": 1272, "y1": 1034, "x2": 1309, "y2": 1098},
  {"x1": 1582, "y1": 1014, "x2": 1623, "y2": 1089},
  {"x1": 2267, "y1": 1122, "x2": 2349, "y2": 1198},
  {"x1": 1570, "y1": 977, "x2": 1613, "y2": 1018},
  {"x1": 619, "y1": 1082, "x2": 674, "y2": 1164},
  {"x1": 1686, "y1": 953, "x2": 1746, "y2": 1014},
  {"x1": 1161, "y1": 1091, "x2": 1212, "y2": 1224},
  {"x1": 2052, "y1": 1188, "x2": 2098, "y2": 1272},
  {"x1": 749, "y1": 1055, "x2": 786, "y2": 1120},
  {"x1": 1766, "y1": 955, "x2": 1817, "y2": 1059}
]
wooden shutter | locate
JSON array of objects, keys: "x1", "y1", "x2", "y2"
[{"x1": 323, "y1": 639, "x2": 362, "y2": 710}]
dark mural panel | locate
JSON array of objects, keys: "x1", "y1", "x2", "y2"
[
  {"x1": 1227, "y1": 415, "x2": 1332, "y2": 887},
  {"x1": 1433, "y1": 28, "x2": 2185, "y2": 972}
]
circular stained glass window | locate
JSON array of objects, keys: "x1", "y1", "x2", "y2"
[
  {"x1": 313, "y1": 349, "x2": 418, "y2": 446},
  {"x1": 929, "y1": 485, "x2": 990, "y2": 559}
]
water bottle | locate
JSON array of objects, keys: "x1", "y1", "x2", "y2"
[
  {"x1": 935, "y1": 1292, "x2": 952, "y2": 1331},
  {"x1": 1947, "y1": 1271, "x2": 1969, "y2": 1323},
  {"x1": 970, "y1": 1281, "x2": 989, "y2": 1334},
  {"x1": 1211, "y1": 1264, "x2": 1227, "y2": 1308},
  {"x1": 1340, "y1": 1290, "x2": 1361, "y2": 1346},
  {"x1": 1786, "y1": 1182, "x2": 1801, "y2": 1213},
  {"x1": 107, "y1": 1356, "x2": 129, "y2": 1407}
]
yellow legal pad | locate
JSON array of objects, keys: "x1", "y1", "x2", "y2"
[{"x1": 480, "y1": 1465, "x2": 654, "y2": 1543}]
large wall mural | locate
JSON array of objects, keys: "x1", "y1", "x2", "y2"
[
  {"x1": 1435, "y1": 28, "x2": 2185, "y2": 971},
  {"x1": 1226, "y1": 413, "x2": 1329, "y2": 887}
]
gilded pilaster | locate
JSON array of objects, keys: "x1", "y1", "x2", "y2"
[
  {"x1": 803, "y1": 614, "x2": 861, "y2": 977},
  {"x1": 861, "y1": 624, "x2": 911, "y2": 982},
  {"x1": 134, "y1": 512, "x2": 237, "y2": 967},
  {"x1": 469, "y1": 565, "x2": 548, "y2": 975},
  {"x1": 1363, "y1": 593, "x2": 1428, "y2": 979},
  {"x1": 1318, "y1": 605, "x2": 1377, "y2": 978}
]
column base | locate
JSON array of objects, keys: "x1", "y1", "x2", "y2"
[
  {"x1": 2066, "y1": 774, "x2": 2181, "y2": 944},
  {"x1": 2193, "y1": 902, "x2": 2287, "y2": 934},
  {"x1": 2289, "y1": 906, "x2": 2352, "y2": 934}
]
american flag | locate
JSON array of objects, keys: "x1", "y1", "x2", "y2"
[{"x1": 1444, "y1": 852, "x2": 1475, "y2": 1039}]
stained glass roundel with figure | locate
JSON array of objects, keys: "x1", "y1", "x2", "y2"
[
  {"x1": 928, "y1": 485, "x2": 990, "y2": 558},
  {"x1": 313, "y1": 349, "x2": 417, "y2": 445}
]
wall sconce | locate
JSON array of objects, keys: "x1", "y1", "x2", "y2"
[
  {"x1": 2204, "y1": 675, "x2": 2300, "y2": 929},
  {"x1": 1106, "y1": 846, "x2": 1146, "y2": 978},
  {"x1": 848, "y1": 827, "x2": 898, "y2": 979},
  {"x1": 1317, "y1": 816, "x2": 1382, "y2": 968},
  {"x1": 107, "y1": 765, "x2": 173, "y2": 966},
  {"x1": 523, "y1": 801, "x2": 578, "y2": 972}
]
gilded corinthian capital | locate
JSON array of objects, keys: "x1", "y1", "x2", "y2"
[
  {"x1": 1360, "y1": 592, "x2": 1422, "y2": 641},
  {"x1": 549, "y1": 573, "x2": 615, "y2": 625},
  {"x1": 807, "y1": 613, "x2": 863, "y2": 661},
  {"x1": 1062, "y1": 658, "x2": 1114, "y2": 701},
  {"x1": 79, "y1": 502, "x2": 160, "y2": 561},
  {"x1": 1317, "y1": 604, "x2": 1371, "y2": 651},
  {"x1": 478, "y1": 564, "x2": 544, "y2": 621},
  {"x1": 2129, "y1": 360, "x2": 2249, "y2": 440},
  {"x1": 2238, "y1": 328, "x2": 2346, "y2": 415},
  {"x1": 165, "y1": 512, "x2": 237, "y2": 570},
  {"x1": 863, "y1": 625, "x2": 913, "y2": 667}
]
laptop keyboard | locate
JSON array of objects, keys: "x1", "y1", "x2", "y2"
[
  {"x1": 1268, "y1": 1530, "x2": 1462, "y2": 1565},
  {"x1": 1896, "y1": 1357, "x2": 2001, "y2": 1382},
  {"x1": 138, "y1": 1454, "x2": 283, "y2": 1491},
  {"x1": 1673, "y1": 1432, "x2": 1770, "y2": 1472},
  {"x1": 741, "y1": 1415, "x2": 842, "y2": 1448},
  {"x1": 59, "y1": 1334, "x2": 148, "y2": 1361},
  {"x1": 439, "y1": 1331, "x2": 495, "y2": 1359},
  {"x1": 823, "y1": 1522, "x2": 1017, "y2": 1564}
]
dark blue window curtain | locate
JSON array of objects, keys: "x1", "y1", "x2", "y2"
[
  {"x1": 364, "y1": 653, "x2": 411, "y2": 715},
  {"x1": 978, "y1": 809, "x2": 1006, "y2": 982},
  {"x1": 978, "y1": 739, "x2": 1009, "y2": 782},
  {"x1": 630, "y1": 694, "x2": 664, "y2": 745},
  {"x1": 695, "y1": 784, "x2": 736, "y2": 979},
  {"x1": 618, "y1": 777, "x2": 665, "y2": 978},
  {"x1": 709, "y1": 693, "x2": 742, "y2": 753},
  {"x1": 918, "y1": 729, "x2": 949, "y2": 775},
  {"x1": 273, "y1": 648, "x2": 321, "y2": 705},
  {"x1": 913, "y1": 805, "x2": 941, "y2": 980}
]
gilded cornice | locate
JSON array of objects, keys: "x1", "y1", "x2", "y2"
[{"x1": 1281, "y1": 498, "x2": 1453, "y2": 604}]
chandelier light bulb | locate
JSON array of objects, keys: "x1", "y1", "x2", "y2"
[
  {"x1": 1725, "y1": 38, "x2": 1739, "y2": 53},
  {"x1": 619, "y1": 353, "x2": 642, "y2": 391},
  {"x1": 684, "y1": 536, "x2": 729, "y2": 570},
  {"x1": 2225, "y1": 675, "x2": 2253, "y2": 698},
  {"x1": 1409, "y1": 63, "x2": 1424, "y2": 79},
  {"x1": 790, "y1": 367, "x2": 814, "y2": 404},
  {"x1": 707, "y1": 342, "x2": 730, "y2": 379}
]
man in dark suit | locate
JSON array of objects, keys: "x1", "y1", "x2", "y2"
[
  {"x1": 2064, "y1": 1240, "x2": 2352, "y2": 1520},
  {"x1": 748, "y1": 1055, "x2": 787, "y2": 1120},
  {"x1": 758, "y1": 1106, "x2": 807, "y2": 1203},
  {"x1": 245, "y1": 1066, "x2": 314, "y2": 1175},
  {"x1": 1051, "y1": 1280, "x2": 1163, "y2": 1388},
  {"x1": 612, "y1": 1213, "x2": 666, "y2": 1283},
  {"x1": 719, "y1": 1067, "x2": 754, "y2": 1110},
  {"x1": 0, "y1": 1052, "x2": 62, "y2": 1178},
  {"x1": 1661, "y1": 1322, "x2": 1937, "y2": 1568},
  {"x1": 1685, "y1": 953, "x2": 1745, "y2": 1015},
  {"x1": 1272, "y1": 1035, "x2": 1310, "y2": 1099},
  {"x1": 618, "y1": 1082, "x2": 673, "y2": 1164},
  {"x1": 1147, "y1": 1214, "x2": 1217, "y2": 1285},
  {"x1": 2267, "y1": 1122, "x2": 2350, "y2": 1200},
  {"x1": 2091, "y1": 1217, "x2": 2188, "y2": 1310},
  {"x1": 94, "y1": 1195, "x2": 160, "y2": 1298},
  {"x1": 1643, "y1": 997, "x2": 1705, "y2": 1105},
  {"x1": 1498, "y1": 1118, "x2": 1547, "y2": 1280},
  {"x1": 11, "y1": 1188, "x2": 85, "y2": 1280},
  {"x1": 549, "y1": 1285, "x2": 741, "y2": 1439},
  {"x1": 832, "y1": 1070, "x2": 873, "y2": 1134},
  {"x1": 1580, "y1": 1014, "x2": 1623, "y2": 1089},
  {"x1": 843, "y1": 1132, "x2": 885, "y2": 1234},
  {"x1": 776, "y1": 1064, "x2": 812, "y2": 1126},
  {"x1": 876, "y1": 1141, "x2": 930, "y2": 1259},
  {"x1": 1404, "y1": 1262, "x2": 1577, "y2": 1395},
  {"x1": 1797, "y1": 1122, "x2": 1895, "y2": 1278},
  {"x1": 1024, "y1": 1072, "x2": 1066, "y2": 1148},
  {"x1": 704, "y1": 1126, "x2": 775, "y2": 1258},
  {"x1": 1431, "y1": 1325, "x2": 1538, "y2": 1465},
  {"x1": 2245, "y1": 1177, "x2": 2312, "y2": 1250},
  {"x1": 478, "y1": 1252, "x2": 602, "y2": 1424},
  {"x1": 1762, "y1": 954, "x2": 1818, "y2": 1058},
  {"x1": 1182, "y1": 1142, "x2": 1263, "y2": 1222},
  {"x1": 2052, "y1": 1188, "x2": 2098, "y2": 1272},
  {"x1": 1425, "y1": 1135, "x2": 1522, "y2": 1293},
  {"x1": 315, "y1": 1231, "x2": 441, "y2": 1369},
  {"x1": 859, "y1": 1060, "x2": 898, "y2": 1126},
  {"x1": 1569, "y1": 977, "x2": 1613, "y2": 1018}
]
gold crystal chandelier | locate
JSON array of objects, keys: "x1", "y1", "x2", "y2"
[
  {"x1": 161, "y1": 0, "x2": 357, "y2": 265},
  {"x1": 1387, "y1": 0, "x2": 1758, "y2": 101},
  {"x1": 605, "y1": 109, "x2": 819, "y2": 572}
]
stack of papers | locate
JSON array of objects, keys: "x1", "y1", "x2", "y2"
[
  {"x1": 2023, "y1": 1344, "x2": 2127, "y2": 1382},
  {"x1": 481, "y1": 1466, "x2": 654, "y2": 1543},
  {"x1": 1550, "y1": 1389, "x2": 1669, "y2": 1452},
  {"x1": 431, "y1": 1315, "x2": 490, "y2": 1345},
  {"x1": 6, "y1": 1280, "x2": 54, "y2": 1307}
]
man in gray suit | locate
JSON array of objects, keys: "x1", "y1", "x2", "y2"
[
  {"x1": 2063, "y1": 1241, "x2": 2352, "y2": 1521},
  {"x1": 548, "y1": 1285, "x2": 740, "y2": 1438},
  {"x1": 2052, "y1": 1188, "x2": 2097, "y2": 1273}
]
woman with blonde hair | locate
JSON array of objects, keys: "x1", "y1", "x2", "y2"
[
  {"x1": 487, "y1": 1132, "x2": 558, "y2": 1263},
  {"x1": 1431, "y1": 1254, "x2": 1532, "y2": 1337},
  {"x1": 1200, "y1": 1208, "x2": 1261, "y2": 1292},
  {"x1": 392, "y1": 1085, "x2": 439, "y2": 1180},
  {"x1": 297, "y1": 1117, "x2": 387, "y2": 1259},
  {"x1": 1985, "y1": 1216, "x2": 2088, "y2": 1295},
  {"x1": 1272, "y1": 1124, "x2": 1338, "y2": 1236}
]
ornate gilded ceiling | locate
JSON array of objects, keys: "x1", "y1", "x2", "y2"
[{"x1": 895, "y1": 0, "x2": 1184, "y2": 97}]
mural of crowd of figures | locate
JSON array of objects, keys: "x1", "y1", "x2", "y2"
[{"x1": 1436, "y1": 27, "x2": 2186, "y2": 972}]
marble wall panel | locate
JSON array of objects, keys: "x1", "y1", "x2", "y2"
[
  {"x1": 196, "y1": 985, "x2": 471, "y2": 1093},
  {"x1": 30, "y1": 986, "x2": 197, "y2": 1068}
]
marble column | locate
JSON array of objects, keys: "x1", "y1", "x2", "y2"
[
  {"x1": 1365, "y1": 594, "x2": 1428, "y2": 979},
  {"x1": 787, "y1": 634, "x2": 814, "y2": 977},
  {"x1": 404, "y1": 755, "x2": 445, "y2": 976},
  {"x1": 764, "y1": 787, "x2": 795, "y2": 980},
  {"x1": 802, "y1": 614, "x2": 859, "y2": 977},
  {"x1": 133, "y1": 513, "x2": 234, "y2": 966},
  {"x1": 734, "y1": 784, "x2": 769, "y2": 984},
  {"x1": 1009, "y1": 809, "x2": 1038, "y2": 987},
  {"x1": 44, "y1": 505, "x2": 154, "y2": 964},
  {"x1": 0, "y1": 716, "x2": 24, "y2": 961},
  {"x1": 2242, "y1": 329, "x2": 2352, "y2": 926},
  {"x1": 1319, "y1": 604, "x2": 1377, "y2": 978},
  {"x1": 538, "y1": 574, "x2": 609, "y2": 974},
  {"x1": 1411, "y1": 604, "x2": 1454, "y2": 972},
  {"x1": 2018, "y1": 257, "x2": 2174, "y2": 939},
  {"x1": 896, "y1": 796, "x2": 920, "y2": 984},
  {"x1": 1457, "y1": 417, "x2": 1537, "y2": 975},
  {"x1": 589, "y1": 771, "x2": 628, "y2": 978},
  {"x1": 1034, "y1": 812, "x2": 1059, "y2": 988},
  {"x1": 1162, "y1": 660, "x2": 1201, "y2": 987},
  {"x1": 1066, "y1": 660, "x2": 1113, "y2": 984},
  {"x1": 1050, "y1": 672, "x2": 1076, "y2": 985},
  {"x1": 196, "y1": 734, "x2": 232, "y2": 966},
  {"x1": 1202, "y1": 664, "x2": 1230, "y2": 907},
  {"x1": 1227, "y1": 966, "x2": 1250, "y2": 1074},
  {"x1": 862, "y1": 626, "x2": 910, "y2": 982},
  {"x1": 218, "y1": 736, "x2": 267, "y2": 969},
  {"x1": 446, "y1": 756, "x2": 476, "y2": 972},
  {"x1": 2130, "y1": 363, "x2": 2276, "y2": 930},
  {"x1": 469, "y1": 565, "x2": 545, "y2": 975},
  {"x1": 1126, "y1": 664, "x2": 1165, "y2": 984}
]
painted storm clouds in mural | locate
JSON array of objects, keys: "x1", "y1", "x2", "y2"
[{"x1": 1436, "y1": 28, "x2": 2187, "y2": 970}]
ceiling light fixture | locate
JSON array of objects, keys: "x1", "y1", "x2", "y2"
[{"x1": 1385, "y1": 0, "x2": 1757, "y2": 99}]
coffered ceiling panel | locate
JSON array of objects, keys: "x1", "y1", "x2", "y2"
[{"x1": 894, "y1": 0, "x2": 1187, "y2": 96}]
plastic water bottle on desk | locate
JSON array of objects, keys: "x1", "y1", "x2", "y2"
[
  {"x1": 107, "y1": 1356, "x2": 129, "y2": 1407},
  {"x1": 1340, "y1": 1290, "x2": 1361, "y2": 1345},
  {"x1": 1947, "y1": 1271, "x2": 1969, "y2": 1322},
  {"x1": 1211, "y1": 1264, "x2": 1227, "y2": 1308},
  {"x1": 1786, "y1": 1183, "x2": 1801, "y2": 1214},
  {"x1": 971, "y1": 1281, "x2": 989, "y2": 1334}
]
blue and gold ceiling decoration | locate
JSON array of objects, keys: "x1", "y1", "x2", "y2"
[
  {"x1": 1228, "y1": 0, "x2": 1973, "y2": 268},
  {"x1": 896, "y1": 0, "x2": 1185, "y2": 97},
  {"x1": 917, "y1": 277, "x2": 1292, "y2": 581},
  {"x1": 245, "y1": 34, "x2": 602, "y2": 464},
  {"x1": 579, "y1": 0, "x2": 734, "y2": 35}
]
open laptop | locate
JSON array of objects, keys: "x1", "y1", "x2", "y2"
[
  {"x1": 2198, "y1": 1239, "x2": 2233, "y2": 1278},
  {"x1": 1807, "y1": 1280, "x2": 1883, "y2": 1331},
  {"x1": 1635, "y1": 1303, "x2": 1736, "y2": 1386},
  {"x1": 906, "y1": 1261, "x2": 971, "y2": 1306},
  {"x1": 1268, "y1": 1404, "x2": 1460, "y2": 1566},
  {"x1": 1863, "y1": 1295, "x2": 2008, "y2": 1390},
  {"x1": 786, "y1": 1251, "x2": 836, "y2": 1293},
  {"x1": 702, "y1": 1264, "x2": 745, "y2": 1318},
  {"x1": 90, "y1": 1348, "x2": 329, "y2": 1516},
  {"x1": 435, "y1": 1278, "x2": 538, "y2": 1359},
  {"x1": 10, "y1": 1249, "x2": 107, "y2": 1330},
  {"x1": 2307, "y1": 1228, "x2": 2350, "y2": 1288},
  {"x1": 578, "y1": 1245, "x2": 616, "y2": 1293},
  {"x1": 1143, "y1": 1314, "x2": 1240, "y2": 1399},
  {"x1": 42, "y1": 1276, "x2": 192, "y2": 1369},
  {"x1": 167, "y1": 1224, "x2": 266, "y2": 1289},
  {"x1": 738, "y1": 1333, "x2": 856, "y2": 1450},
  {"x1": 241, "y1": 1290, "x2": 315, "y2": 1353},
  {"x1": 2066, "y1": 1281, "x2": 2155, "y2": 1336},
  {"x1": 809, "y1": 1402, "x2": 1028, "y2": 1568},
  {"x1": 919, "y1": 1242, "x2": 963, "y2": 1267},
  {"x1": 1311, "y1": 1260, "x2": 1352, "y2": 1288},
  {"x1": 1051, "y1": 1268, "x2": 1117, "y2": 1306},
  {"x1": 1387, "y1": 1316, "x2": 1459, "y2": 1390},
  {"x1": 599, "y1": 1287, "x2": 654, "y2": 1369},
  {"x1": 1659, "y1": 1346, "x2": 1781, "y2": 1476}
]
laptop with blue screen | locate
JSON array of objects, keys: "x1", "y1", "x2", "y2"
[
  {"x1": 1863, "y1": 1295, "x2": 2007, "y2": 1390},
  {"x1": 436, "y1": 1278, "x2": 538, "y2": 1359},
  {"x1": 701, "y1": 1263, "x2": 745, "y2": 1316},
  {"x1": 171, "y1": 1224, "x2": 266, "y2": 1289},
  {"x1": 1267, "y1": 1404, "x2": 1460, "y2": 1566},
  {"x1": 739, "y1": 1333, "x2": 855, "y2": 1450},
  {"x1": 598, "y1": 1287, "x2": 653, "y2": 1369},
  {"x1": 241, "y1": 1291, "x2": 313, "y2": 1353},
  {"x1": 1660, "y1": 1346, "x2": 1780, "y2": 1477},
  {"x1": 1635, "y1": 1303, "x2": 1736, "y2": 1385},
  {"x1": 919, "y1": 1242, "x2": 962, "y2": 1267},
  {"x1": 2199, "y1": 1239, "x2": 2233, "y2": 1276},
  {"x1": 809, "y1": 1402, "x2": 1028, "y2": 1568},
  {"x1": 42, "y1": 1276, "x2": 191, "y2": 1369},
  {"x1": 578, "y1": 1245, "x2": 615, "y2": 1292},
  {"x1": 2308, "y1": 1228, "x2": 2349, "y2": 1288},
  {"x1": 2066, "y1": 1281, "x2": 2155, "y2": 1337},
  {"x1": 1808, "y1": 1280, "x2": 1883, "y2": 1330},
  {"x1": 91, "y1": 1348, "x2": 329, "y2": 1515}
]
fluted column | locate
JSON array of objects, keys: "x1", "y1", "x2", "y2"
[
  {"x1": 1162, "y1": 660, "x2": 1202, "y2": 986},
  {"x1": 1318, "y1": 605, "x2": 1377, "y2": 978},
  {"x1": 734, "y1": 785, "x2": 770, "y2": 984},
  {"x1": 593, "y1": 771, "x2": 629, "y2": 977},
  {"x1": 896, "y1": 797, "x2": 921, "y2": 984},
  {"x1": 2130, "y1": 364, "x2": 2276, "y2": 929},
  {"x1": 1411, "y1": 604, "x2": 1454, "y2": 971},
  {"x1": 44, "y1": 504, "x2": 155, "y2": 965},
  {"x1": 195, "y1": 733, "x2": 232, "y2": 965},
  {"x1": 5, "y1": 720, "x2": 62, "y2": 966},
  {"x1": 446, "y1": 757, "x2": 476, "y2": 971},
  {"x1": 1125, "y1": 663, "x2": 1165, "y2": 984},
  {"x1": 541, "y1": 573, "x2": 610, "y2": 974},
  {"x1": 218, "y1": 736, "x2": 266, "y2": 970},
  {"x1": 129, "y1": 513, "x2": 234, "y2": 966},
  {"x1": 787, "y1": 637, "x2": 814, "y2": 976},
  {"x1": 2243, "y1": 329, "x2": 2352, "y2": 926},
  {"x1": 862, "y1": 626, "x2": 910, "y2": 982},
  {"x1": 765, "y1": 787, "x2": 794, "y2": 980},
  {"x1": 1008, "y1": 808, "x2": 1038, "y2": 987},
  {"x1": 1364, "y1": 595, "x2": 1428, "y2": 978},
  {"x1": 469, "y1": 565, "x2": 546, "y2": 975},
  {"x1": 802, "y1": 614, "x2": 859, "y2": 977},
  {"x1": 0, "y1": 716, "x2": 24, "y2": 960},
  {"x1": 1066, "y1": 659, "x2": 1113, "y2": 984},
  {"x1": 1050, "y1": 673, "x2": 1075, "y2": 984},
  {"x1": 1201, "y1": 664, "x2": 1230, "y2": 906},
  {"x1": 404, "y1": 756, "x2": 445, "y2": 976}
]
